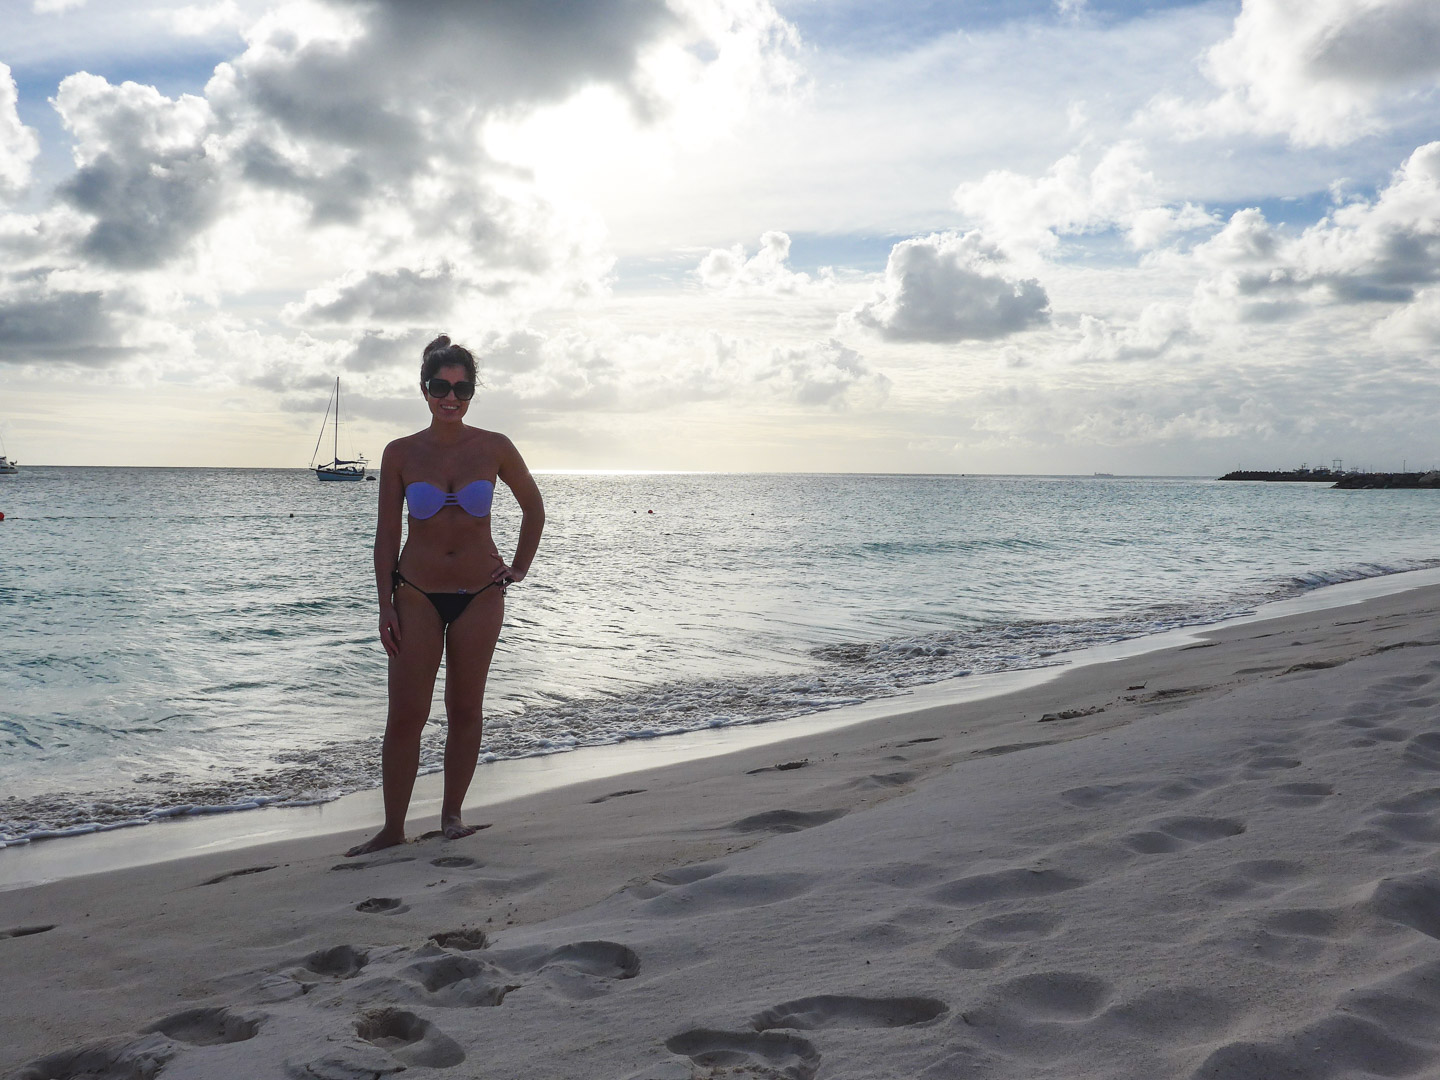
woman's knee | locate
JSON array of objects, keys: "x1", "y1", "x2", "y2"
[
  {"x1": 444, "y1": 707, "x2": 484, "y2": 735},
  {"x1": 384, "y1": 708, "x2": 430, "y2": 740}
]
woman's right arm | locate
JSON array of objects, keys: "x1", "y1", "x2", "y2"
[{"x1": 374, "y1": 441, "x2": 405, "y2": 657}]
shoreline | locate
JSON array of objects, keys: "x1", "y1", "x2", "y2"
[
  {"x1": 6, "y1": 565, "x2": 1440, "y2": 891},
  {"x1": 9, "y1": 469, "x2": 1440, "y2": 853},
  {"x1": 7, "y1": 575, "x2": 1440, "y2": 1073}
]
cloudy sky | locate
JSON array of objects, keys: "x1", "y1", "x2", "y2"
[{"x1": 2, "y1": 0, "x2": 1438, "y2": 473}]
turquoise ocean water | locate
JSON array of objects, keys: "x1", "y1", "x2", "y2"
[{"x1": 3, "y1": 468, "x2": 1439, "y2": 846}]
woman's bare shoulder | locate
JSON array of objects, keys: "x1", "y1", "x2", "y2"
[
  {"x1": 380, "y1": 431, "x2": 430, "y2": 472},
  {"x1": 462, "y1": 426, "x2": 515, "y2": 459},
  {"x1": 384, "y1": 430, "x2": 430, "y2": 454}
]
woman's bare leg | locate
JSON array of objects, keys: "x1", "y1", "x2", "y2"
[
  {"x1": 345, "y1": 588, "x2": 445, "y2": 856},
  {"x1": 438, "y1": 589, "x2": 504, "y2": 838}
]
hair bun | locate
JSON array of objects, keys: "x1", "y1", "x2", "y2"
[{"x1": 423, "y1": 334, "x2": 452, "y2": 356}]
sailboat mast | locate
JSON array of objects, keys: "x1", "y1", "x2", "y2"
[{"x1": 334, "y1": 377, "x2": 340, "y2": 463}]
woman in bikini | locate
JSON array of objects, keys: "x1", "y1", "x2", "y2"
[{"x1": 346, "y1": 334, "x2": 545, "y2": 857}]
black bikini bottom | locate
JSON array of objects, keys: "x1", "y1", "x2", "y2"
[{"x1": 392, "y1": 569, "x2": 505, "y2": 628}]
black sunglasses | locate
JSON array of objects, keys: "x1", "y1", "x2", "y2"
[{"x1": 425, "y1": 377, "x2": 475, "y2": 401}]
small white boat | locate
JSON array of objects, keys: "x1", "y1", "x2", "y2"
[
  {"x1": 310, "y1": 378, "x2": 367, "y2": 481},
  {"x1": 0, "y1": 456, "x2": 16, "y2": 475}
]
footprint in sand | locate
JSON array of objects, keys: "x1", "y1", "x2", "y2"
[
  {"x1": 1339, "y1": 720, "x2": 1413, "y2": 744},
  {"x1": 284, "y1": 1041, "x2": 410, "y2": 1079},
  {"x1": 198, "y1": 865, "x2": 275, "y2": 886},
  {"x1": 487, "y1": 940, "x2": 640, "y2": 1000},
  {"x1": 1194, "y1": 993, "x2": 1435, "y2": 1079},
  {"x1": 490, "y1": 939, "x2": 639, "y2": 979},
  {"x1": 665, "y1": 1028, "x2": 820, "y2": 1080},
  {"x1": 1279, "y1": 658, "x2": 1349, "y2": 676},
  {"x1": 1058, "y1": 775, "x2": 1225, "y2": 809},
  {"x1": 0, "y1": 924, "x2": 55, "y2": 939},
  {"x1": 642, "y1": 870, "x2": 818, "y2": 916},
  {"x1": 1353, "y1": 788, "x2": 1440, "y2": 849},
  {"x1": 751, "y1": 995, "x2": 947, "y2": 1031},
  {"x1": 1096, "y1": 985, "x2": 1237, "y2": 1041},
  {"x1": 1369, "y1": 868, "x2": 1440, "y2": 939},
  {"x1": 746, "y1": 759, "x2": 811, "y2": 775},
  {"x1": 1378, "y1": 673, "x2": 1438, "y2": 693},
  {"x1": 1152, "y1": 774, "x2": 1228, "y2": 801},
  {"x1": 1059, "y1": 782, "x2": 1151, "y2": 808},
  {"x1": 1402, "y1": 732, "x2": 1440, "y2": 771},
  {"x1": 928, "y1": 868, "x2": 1087, "y2": 907},
  {"x1": 624, "y1": 864, "x2": 725, "y2": 904},
  {"x1": 1235, "y1": 904, "x2": 1368, "y2": 968},
  {"x1": 627, "y1": 861, "x2": 727, "y2": 900},
  {"x1": 16, "y1": 1034, "x2": 177, "y2": 1080},
  {"x1": 430, "y1": 856, "x2": 480, "y2": 869},
  {"x1": 1240, "y1": 744, "x2": 1303, "y2": 774},
  {"x1": 429, "y1": 929, "x2": 488, "y2": 951},
  {"x1": 936, "y1": 938, "x2": 1014, "y2": 971},
  {"x1": 965, "y1": 910, "x2": 1064, "y2": 942},
  {"x1": 301, "y1": 944, "x2": 370, "y2": 979},
  {"x1": 356, "y1": 897, "x2": 409, "y2": 915},
  {"x1": 954, "y1": 973, "x2": 1115, "y2": 1058},
  {"x1": 267, "y1": 946, "x2": 373, "y2": 1003},
  {"x1": 144, "y1": 1006, "x2": 261, "y2": 1046},
  {"x1": 589, "y1": 788, "x2": 646, "y2": 803},
  {"x1": 993, "y1": 971, "x2": 1113, "y2": 1021},
  {"x1": 727, "y1": 809, "x2": 847, "y2": 834},
  {"x1": 861, "y1": 862, "x2": 950, "y2": 889},
  {"x1": 1339, "y1": 709, "x2": 1384, "y2": 728},
  {"x1": 355, "y1": 1007, "x2": 465, "y2": 1068},
  {"x1": 1121, "y1": 815, "x2": 1245, "y2": 855},
  {"x1": 969, "y1": 740, "x2": 1055, "y2": 759},
  {"x1": 1201, "y1": 859, "x2": 1307, "y2": 902},
  {"x1": 331, "y1": 855, "x2": 417, "y2": 872},
  {"x1": 1266, "y1": 782, "x2": 1335, "y2": 808},
  {"x1": 845, "y1": 771, "x2": 918, "y2": 790},
  {"x1": 403, "y1": 954, "x2": 519, "y2": 1007}
]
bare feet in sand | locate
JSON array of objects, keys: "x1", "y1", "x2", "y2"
[
  {"x1": 441, "y1": 815, "x2": 478, "y2": 840},
  {"x1": 344, "y1": 829, "x2": 406, "y2": 858}
]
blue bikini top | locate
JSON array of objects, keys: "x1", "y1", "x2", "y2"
[{"x1": 406, "y1": 480, "x2": 494, "y2": 519}]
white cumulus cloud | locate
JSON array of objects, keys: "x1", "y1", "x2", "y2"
[
  {"x1": 696, "y1": 230, "x2": 829, "y2": 295},
  {"x1": 52, "y1": 74, "x2": 221, "y2": 269},
  {"x1": 953, "y1": 142, "x2": 1215, "y2": 255},
  {"x1": 1066, "y1": 303, "x2": 1195, "y2": 363},
  {"x1": 849, "y1": 232, "x2": 1050, "y2": 343},
  {"x1": 0, "y1": 0, "x2": 799, "y2": 370},
  {"x1": 1187, "y1": 142, "x2": 1440, "y2": 328},
  {"x1": 471, "y1": 327, "x2": 885, "y2": 413},
  {"x1": 0, "y1": 64, "x2": 40, "y2": 198},
  {"x1": 1147, "y1": 0, "x2": 1440, "y2": 146}
]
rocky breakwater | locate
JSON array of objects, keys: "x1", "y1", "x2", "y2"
[
  {"x1": 1332, "y1": 471, "x2": 1440, "y2": 489},
  {"x1": 1219, "y1": 469, "x2": 1342, "y2": 482}
]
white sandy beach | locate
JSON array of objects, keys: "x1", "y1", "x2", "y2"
[{"x1": 6, "y1": 580, "x2": 1440, "y2": 1078}]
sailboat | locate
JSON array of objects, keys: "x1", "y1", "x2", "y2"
[
  {"x1": 0, "y1": 429, "x2": 16, "y2": 474},
  {"x1": 310, "y1": 377, "x2": 367, "y2": 481}
]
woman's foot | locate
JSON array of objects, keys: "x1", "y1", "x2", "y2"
[
  {"x1": 441, "y1": 814, "x2": 478, "y2": 840},
  {"x1": 344, "y1": 828, "x2": 406, "y2": 857}
]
